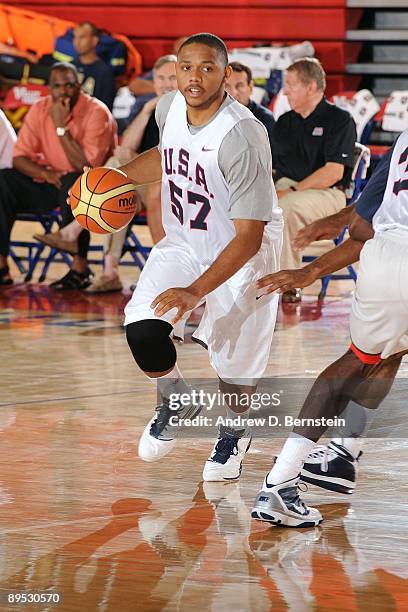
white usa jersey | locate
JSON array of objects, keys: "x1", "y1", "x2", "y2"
[
  {"x1": 373, "y1": 129, "x2": 408, "y2": 234},
  {"x1": 161, "y1": 91, "x2": 268, "y2": 265}
]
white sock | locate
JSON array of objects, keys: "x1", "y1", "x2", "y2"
[
  {"x1": 267, "y1": 433, "x2": 316, "y2": 485},
  {"x1": 332, "y1": 437, "x2": 363, "y2": 459},
  {"x1": 148, "y1": 364, "x2": 190, "y2": 407},
  {"x1": 223, "y1": 405, "x2": 250, "y2": 436}
]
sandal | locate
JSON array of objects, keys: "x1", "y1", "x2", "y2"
[
  {"x1": 49, "y1": 268, "x2": 93, "y2": 291},
  {"x1": 85, "y1": 274, "x2": 123, "y2": 294},
  {"x1": 0, "y1": 266, "x2": 13, "y2": 287},
  {"x1": 33, "y1": 232, "x2": 78, "y2": 255}
]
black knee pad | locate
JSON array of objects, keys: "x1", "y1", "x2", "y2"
[{"x1": 126, "y1": 319, "x2": 176, "y2": 373}]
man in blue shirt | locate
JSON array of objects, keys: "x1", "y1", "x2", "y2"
[{"x1": 73, "y1": 22, "x2": 116, "y2": 111}]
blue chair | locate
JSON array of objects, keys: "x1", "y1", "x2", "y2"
[
  {"x1": 85, "y1": 213, "x2": 152, "y2": 271},
  {"x1": 121, "y1": 215, "x2": 152, "y2": 270},
  {"x1": 302, "y1": 142, "x2": 371, "y2": 299},
  {"x1": 10, "y1": 210, "x2": 152, "y2": 282},
  {"x1": 10, "y1": 210, "x2": 72, "y2": 282}
]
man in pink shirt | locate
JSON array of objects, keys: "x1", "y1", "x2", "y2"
[{"x1": 0, "y1": 62, "x2": 117, "y2": 288}]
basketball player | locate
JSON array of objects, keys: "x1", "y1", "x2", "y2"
[
  {"x1": 252, "y1": 131, "x2": 408, "y2": 526},
  {"x1": 115, "y1": 34, "x2": 283, "y2": 483}
]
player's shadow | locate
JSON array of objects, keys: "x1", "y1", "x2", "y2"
[{"x1": 207, "y1": 284, "x2": 264, "y2": 360}]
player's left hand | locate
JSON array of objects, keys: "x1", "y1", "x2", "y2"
[
  {"x1": 293, "y1": 216, "x2": 343, "y2": 250},
  {"x1": 151, "y1": 287, "x2": 201, "y2": 325}
]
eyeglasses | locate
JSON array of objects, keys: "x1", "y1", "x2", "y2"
[{"x1": 50, "y1": 82, "x2": 77, "y2": 91}]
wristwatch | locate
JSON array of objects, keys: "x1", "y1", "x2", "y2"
[{"x1": 56, "y1": 126, "x2": 68, "y2": 137}]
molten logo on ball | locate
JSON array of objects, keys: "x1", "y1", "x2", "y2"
[
  {"x1": 69, "y1": 167, "x2": 137, "y2": 234},
  {"x1": 118, "y1": 196, "x2": 135, "y2": 208}
]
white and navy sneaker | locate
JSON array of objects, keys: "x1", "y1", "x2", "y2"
[
  {"x1": 300, "y1": 441, "x2": 362, "y2": 495},
  {"x1": 138, "y1": 399, "x2": 202, "y2": 462},
  {"x1": 251, "y1": 474, "x2": 323, "y2": 528},
  {"x1": 202, "y1": 429, "x2": 252, "y2": 482}
]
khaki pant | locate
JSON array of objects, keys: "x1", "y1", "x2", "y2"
[
  {"x1": 103, "y1": 154, "x2": 148, "y2": 259},
  {"x1": 276, "y1": 177, "x2": 346, "y2": 270}
]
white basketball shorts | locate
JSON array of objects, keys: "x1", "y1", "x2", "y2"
[
  {"x1": 124, "y1": 229, "x2": 282, "y2": 382},
  {"x1": 350, "y1": 229, "x2": 408, "y2": 363}
]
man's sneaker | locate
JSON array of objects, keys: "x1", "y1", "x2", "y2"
[
  {"x1": 202, "y1": 429, "x2": 252, "y2": 482},
  {"x1": 251, "y1": 474, "x2": 323, "y2": 528},
  {"x1": 138, "y1": 399, "x2": 202, "y2": 462},
  {"x1": 300, "y1": 441, "x2": 362, "y2": 495}
]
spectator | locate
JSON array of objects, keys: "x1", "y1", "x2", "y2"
[
  {"x1": 127, "y1": 37, "x2": 187, "y2": 98},
  {"x1": 115, "y1": 55, "x2": 177, "y2": 169},
  {"x1": 273, "y1": 58, "x2": 356, "y2": 302},
  {"x1": 43, "y1": 55, "x2": 177, "y2": 294},
  {"x1": 225, "y1": 61, "x2": 275, "y2": 151},
  {"x1": 119, "y1": 53, "x2": 178, "y2": 134},
  {"x1": 73, "y1": 22, "x2": 116, "y2": 111},
  {"x1": 119, "y1": 38, "x2": 188, "y2": 133},
  {"x1": 0, "y1": 63, "x2": 116, "y2": 289},
  {"x1": 0, "y1": 109, "x2": 17, "y2": 169}
]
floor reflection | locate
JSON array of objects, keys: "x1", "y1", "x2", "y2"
[
  {"x1": 0, "y1": 284, "x2": 131, "y2": 317},
  {"x1": 1, "y1": 484, "x2": 406, "y2": 611}
]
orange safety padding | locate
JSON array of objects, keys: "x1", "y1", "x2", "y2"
[
  {"x1": 0, "y1": 3, "x2": 142, "y2": 80},
  {"x1": 0, "y1": 3, "x2": 73, "y2": 58}
]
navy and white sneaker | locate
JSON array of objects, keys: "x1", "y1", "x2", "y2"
[
  {"x1": 138, "y1": 399, "x2": 202, "y2": 462},
  {"x1": 300, "y1": 441, "x2": 362, "y2": 495},
  {"x1": 252, "y1": 474, "x2": 323, "y2": 528},
  {"x1": 202, "y1": 428, "x2": 252, "y2": 481}
]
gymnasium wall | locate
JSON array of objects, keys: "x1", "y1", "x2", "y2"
[{"x1": 6, "y1": 0, "x2": 362, "y2": 95}]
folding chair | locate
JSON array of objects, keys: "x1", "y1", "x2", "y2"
[
  {"x1": 10, "y1": 210, "x2": 71, "y2": 282},
  {"x1": 369, "y1": 91, "x2": 408, "y2": 162},
  {"x1": 302, "y1": 142, "x2": 371, "y2": 299},
  {"x1": 331, "y1": 89, "x2": 380, "y2": 144},
  {"x1": 121, "y1": 213, "x2": 152, "y2": 270},
  {"x1": 85, "y1": 212, "x2": 152, "y2": 271},
  {"x1": 268, "y1": 88, "x2": 291, "y2": 120}
]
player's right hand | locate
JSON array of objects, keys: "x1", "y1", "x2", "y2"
[
  {"x1": 151, "y1": 286, "x2": 201, "y2": 325},
  {"x1": 256, "y1": 267, "x2": 317, "y2": 295}
]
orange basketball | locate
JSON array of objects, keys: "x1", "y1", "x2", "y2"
[{"x1": 69, "y1": 167, "x2": 137, "y2": 234}]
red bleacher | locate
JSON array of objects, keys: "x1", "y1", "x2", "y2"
[{"x1": 6, "y1": 0, "x2": 355, "y2": 94}]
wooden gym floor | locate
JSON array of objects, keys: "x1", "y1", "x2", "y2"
[{"x1": 0, "y1": 224, "x2": 407, "y2": 611}]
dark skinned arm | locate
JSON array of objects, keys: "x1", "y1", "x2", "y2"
[
  {"x1": 119, "y1": 146, "x2": 162, "y2": 186},
  {"x1": 13, "y1": 156, "x2": 62, "y2": 188},
  {"x1": 256, "y1": 210, "x2": 374, "y2": 295}
]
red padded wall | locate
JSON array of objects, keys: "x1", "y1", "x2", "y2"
[
  {"x1": 7, "y1": 0, "x2": 346, "y2": 6},
  {"x1": 6, "y1": 0, "x2": 350, "y2": 91},
  {"x1": 7, "y1": 6, "x2": 346, "y2": 40}
]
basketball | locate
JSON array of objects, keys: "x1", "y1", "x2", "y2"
[{"x1": 69, "y1": 167, "x2": 137, "y2": 234}]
